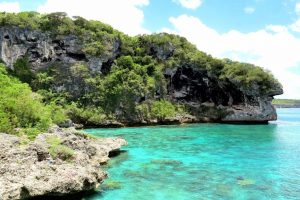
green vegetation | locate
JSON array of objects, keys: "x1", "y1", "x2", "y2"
[
  {"x1": 0, "y1": 64, "x2": 66, "y2": 139},
  {"x1": 12, "y1": 57, "x2": 35, "y2": 84},
  {"x1": 221, "y1": 59, "x2": 279, "y2": 93},
  {"x1": 46, "y1": 136, "x2": 74, "y2": 161},
  {"x1": 137, "y1": 100, "x2": 177, "y2": 121},
  {"x1": 272, "y1": 99, "x2": 300, "y2": 106},
  {"x1": 0, "y1": 12, "x2": 120, "y2": 57},
  {"x1": 0, "y1": 12, "x2": 282, "y2": 130}
]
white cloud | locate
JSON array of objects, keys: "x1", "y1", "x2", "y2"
[
  {"x1": 163, "y1": 15, "x2": 300, "y2": 99},
  {"x1": 290, "y1": 19, "x2": 300, "y2": 32},
  {"x1": 37, "y1": 0, "x2": 149, "y2": 36},
  {"x1": 0, "y1": 1, "x2": 20, "y2": 12},
  {"x1": 244, "y1": 6, "x2": 255, "y2": 14},
  {"x1": 266, "y1": 25, "x2": 288, "y2": 33},
  {"x1": 296, "y1": 2, "x2": 300, "y2": 15},
  {"x1": 173, "y1": 0, "x2": 202, "y2": 9},
  {"x1": 291, "y1": 1, "x2": 300, "y2": 32}
]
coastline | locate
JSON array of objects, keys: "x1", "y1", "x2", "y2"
[
  {"x1": 79, "y1": 119, "x2": 271, "y2": 130},
  {"x1": 273, "y1": 105, "x2": 300, "y2": 108},
  {"x1": 0, "y1": 126, "x2": 127, "y2": 200},
  {"x1": 82, "y1": 108, "x2": 300, "y2": 200}
]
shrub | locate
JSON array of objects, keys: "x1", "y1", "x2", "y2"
[
  {"x1": 68, "y1": 104, "x2": 108, "y2": 125},
  {"x1": 220, "y1": 60, "x2": 282, "y2": 94},
  {"x1": 137, "y1": 100, "x2": 176, "y2": 121},
  {"x1": 46, "y1": 136, "x2": 74, "y2": 161},
  {"x1": 151, "y1": 100, "x2": 176, "y2": 120},
  {"x1": 12, "y1": 57, "x2": 35, "y2": 84},
  {"x1": 0, "y1": 64, "x2": 67, "y2": 138}
]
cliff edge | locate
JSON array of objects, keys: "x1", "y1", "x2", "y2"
[{"x1": 0, "y1": 13, "x2": 283, "y2": 125}]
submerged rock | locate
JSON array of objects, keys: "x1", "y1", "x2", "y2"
[
  {"x1": 237, "y1": 178, "x2": 256, "y2": 186},
  {"x1": 0, "y1": 127, "x2": 127, "y2": 200},
  {"x1": 101, "y1": 180, "x2": 123, "y2": 190},
  {"x1": 150, "y1": 159, "x2": 183, "y2": 166}
]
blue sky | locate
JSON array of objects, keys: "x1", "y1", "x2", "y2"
[
  {"x1": 2, "y1": 0, "x2": 298, "y2": 33},
  {"x1": 1, "y1": 0, "x2": 300, "y2": 99},
  {"x1": 143, "y1": 0, "x2": 296, "y2": 33}
]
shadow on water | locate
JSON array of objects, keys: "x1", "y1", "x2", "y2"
[
  {"x1": 27, "y1": 190, "x2": 99, "y2": 200},
  {"x1": 108, "y1": 150, "x2": 127, "y2": 158}
]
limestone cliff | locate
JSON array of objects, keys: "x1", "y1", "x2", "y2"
[
  {"x1": 165, "y1": 65, "x2": 282, "y2": 123},
  {"x1": 0, "y1": 26, "x2": 283, "y2": 124},
  {"x1": 0, "y1": 27, "x2": 119, "y2": 73}
]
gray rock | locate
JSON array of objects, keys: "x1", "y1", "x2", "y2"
[
  {"x1": 57, "y1": 119, "x2": 74, "y2": 128},
  {"x1": 0, "y1": 27, "x2": 283, "y2": 124},
  {"x1": 0, "y1": 127, "x2": 127, "y2": 200},
  {"x1": 0, "y1": 27, "x2": 120, "y2": 73},
  {"x1": 167, "y1": 66, "x2": 283, "y2": 123}
]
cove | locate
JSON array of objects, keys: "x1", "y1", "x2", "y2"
[{"x1": 84, "y1": 108, "x2": 300, "y2": 200}]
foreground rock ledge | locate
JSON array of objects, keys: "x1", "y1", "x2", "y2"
[{"x1": 0, "y1": 126, "x2": 127, "y2": 200}]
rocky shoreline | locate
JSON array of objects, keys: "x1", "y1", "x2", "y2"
[
  {"x1": 78, "y1": 112, "x2": 273, "y2": 128},
  {"x1": 0, "y1": 126, "x2": 127, "y2": 200},
  {"x1": 273, "y1": 105, "x2": 300, "y2": 108}
]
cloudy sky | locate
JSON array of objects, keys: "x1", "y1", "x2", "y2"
[{"x1": 1, "y1": 0, "x2": 300, "y2": 99}]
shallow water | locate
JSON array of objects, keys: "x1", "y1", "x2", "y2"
[{"x1": 85, "y1": 108, "x2": 300, "y2": 200}]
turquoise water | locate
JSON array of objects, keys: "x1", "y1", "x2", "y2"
[{"x1": 85, "y1": 109, "x2": 300, "y2": 200}]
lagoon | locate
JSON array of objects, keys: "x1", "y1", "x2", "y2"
[{"x1": 85, "y1": 108, "x2": 300, "y2": 200}]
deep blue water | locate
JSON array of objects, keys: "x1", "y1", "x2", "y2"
[{"x1": 85, "y1": 108, "x2": 300, "y2": 200}]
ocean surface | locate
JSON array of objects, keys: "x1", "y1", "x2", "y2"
[{"x1": 85, "y1": 108, "x2": 300, "y2": 200}]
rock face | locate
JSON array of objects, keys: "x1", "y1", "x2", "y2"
[
  {"x1": 164, "y1": 66, "x2": 283, "y2": 123},
  {"x1": 0, "y1": 27, "x2": 119, "y2": 73},
  {"x1": 0, "y1": 127, "x2": 127, "y2": 200},
  {"x1": 0, "y1": 27, "x2": 283, "y2": 124}
]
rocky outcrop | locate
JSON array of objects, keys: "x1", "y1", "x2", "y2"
[
  {"x1": 0, "y1": 126, "x2": 127, "y2": 200},
  {"x1": 0, "y1": 27, "x2": 120, "y2": 73},
  {"x1": 0, "y1": 27, "x2": 283, "y2": 124},
  {"x1": 164, "y1": 66, "x2": 283, "y2": 123}
]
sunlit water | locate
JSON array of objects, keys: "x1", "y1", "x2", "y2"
[{"x1": 85, "y1": 108, "x2": 300, "y2": 200}]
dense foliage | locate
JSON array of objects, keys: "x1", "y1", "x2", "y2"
[
  {"x1": 0, "y1": 12, "x2": 120, "y2": 57},
  {"x1": 220, "y1": 59, "x2": 279, "y2": 92},
  {"x1": 0, "y1": 64, "x2": 66, "y2": 139},
  {"x1": 0, "y1": 12, "x2": 282, "y2": 128}
]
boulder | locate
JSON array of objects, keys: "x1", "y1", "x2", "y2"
[{"x1": 0, "y1": 127, "x2": 127, "y2": 199}]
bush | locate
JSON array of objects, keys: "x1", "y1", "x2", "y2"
[
  {"x1": 137, "y1": 100, "x2": 176, "y2": 121},
  {"x1": 46, "y1": 136, "x2": 74, "y2": 161},
  {"x1": 12, "y1": 57, "x2": 35, "y2": 84},
  {"x1": 220, "y1": 60, "x2": 282, "y2": 94},
  {"x1": 67, "y1": 103, "x2": 108, "y2": 125},
  {"x1": 151, "y1": 100, "x2": 176, "y2": 120},
  {"x1": 0, "y1": 64, "x2": 66, "y2": 138}
]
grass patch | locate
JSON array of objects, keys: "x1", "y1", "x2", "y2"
[
  {"x1": 272, "y1": 99, "x2": 300, "y2": 106},
  {"x1": 46, "y1": 136, "x2": 74, "y2": 161}
]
